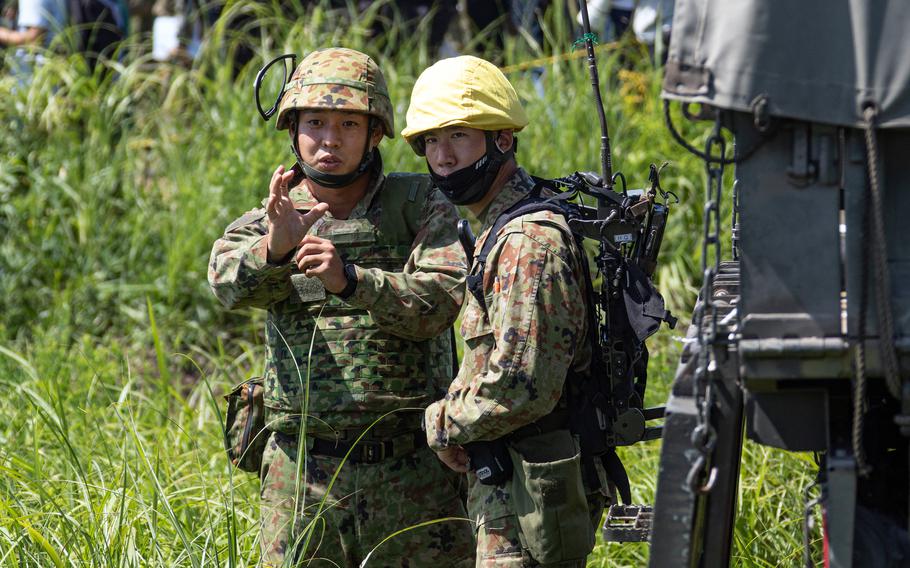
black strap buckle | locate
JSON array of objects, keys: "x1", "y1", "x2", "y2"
[
  {"x1": 359, "y1": 440, "x2": 389, "y2": 464},
  {"x1": 310, "y1": 432, "x2": 416, "y2": 464}
]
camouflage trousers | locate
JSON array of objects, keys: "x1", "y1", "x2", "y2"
[{"x1": 259, "y1": 430, "x2": 476, "y2": 567}]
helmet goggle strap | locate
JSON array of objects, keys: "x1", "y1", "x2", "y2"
[
  {"x1": 289, "y1": 115, "x2": 380, "y2": 189},
  {"x1": 428, "y1": 130, "x2": 515, "y2": 206}
]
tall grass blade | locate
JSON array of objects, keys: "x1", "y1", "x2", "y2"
[
  {"x1": 359, "y1": 517, "x2": 474, "y2": 567},
  {"x1": 17, "y1": 519, "x2": 64, "y2": 568}
]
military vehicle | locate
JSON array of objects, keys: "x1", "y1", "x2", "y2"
[{"x1": 636, "y1": 2, "x2": 910, "y2": 567}]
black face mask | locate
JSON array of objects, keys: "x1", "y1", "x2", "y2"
[
  {"x1": 290, "y1": 118, "x2": 378, "y2": 189},
  {"x1": 428, "y1": 132, "x2": 514, "y2": 206}
]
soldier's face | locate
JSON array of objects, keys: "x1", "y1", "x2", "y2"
[
  {"x1": 422, "y1": 126, "x2": 487, "y2": 177},
  {"x1": 293, "y1": 110, "x2": 381, "y2": 174}
]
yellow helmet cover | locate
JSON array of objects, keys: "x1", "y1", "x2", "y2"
[{"x1": 402, "y1": 55, "x2": 528, "y2": 151}]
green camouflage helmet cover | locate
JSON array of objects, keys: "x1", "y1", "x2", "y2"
[{"x1": 275, "y1": 47, "x2": 394, "y2": 138}]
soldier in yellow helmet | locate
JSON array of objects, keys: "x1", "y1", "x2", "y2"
[
  {"x1": 404, "y1": 56, "x2": 605, "y2": 566},
  {"x1": 209, "y1": 47, "x2": 474, "y2": 567}
]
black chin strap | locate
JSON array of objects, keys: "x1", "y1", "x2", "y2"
[{"x1": 290, "y1": 117, "x2": 378, "y2": 189}]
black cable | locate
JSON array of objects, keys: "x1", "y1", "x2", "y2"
[{"x1": 662, "y1": 99, "x2": 770, "y2": 166}]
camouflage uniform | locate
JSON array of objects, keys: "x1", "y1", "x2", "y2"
[
  {"x1": 424, "y1": 168, "x2": 603, "y2": 567},
  {"x1": 210, "y1": 169, "x2": 475, "y2": 566}
]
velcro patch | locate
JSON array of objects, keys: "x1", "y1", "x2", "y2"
[{"x1": 290, "y1": 274, "x2": 327, "y2": 303}]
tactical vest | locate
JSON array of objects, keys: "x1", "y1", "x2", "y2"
[{"x1": 263, "y1": 173, "x2": 455, "y2": 435}]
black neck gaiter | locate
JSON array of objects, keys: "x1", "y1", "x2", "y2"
[{"x1": 429, "y1": 132, "x2": 514, "y2": 206}]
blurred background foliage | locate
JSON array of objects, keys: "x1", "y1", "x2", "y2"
[{"x1": 0, "y1": 0, "x2": 710, "y2": 350}]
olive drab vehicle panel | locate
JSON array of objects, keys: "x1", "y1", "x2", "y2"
[
  {"x1": 663, "y1": 0, "x2": 910, "y2": 129},
  {"x1": 650, "y1": 1, "x2": 910, "y2": 567}
]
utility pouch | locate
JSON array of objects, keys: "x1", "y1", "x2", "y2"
[
  {"x1": 466, "y1": 439, "x2": 513, "y2": 486},
  {"x1": 224, "y1": 377, "x2": 267, "y2": 473},
  {"x1": 508, "y1": 430, "x2": 594, "y2": 563}
]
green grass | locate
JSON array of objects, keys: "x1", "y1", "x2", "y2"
[{"x1": 0, "y1": 1, "x2": 821, "y2": 565}]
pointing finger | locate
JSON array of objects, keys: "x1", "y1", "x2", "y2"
[
  {"x1": 279, "y1": 170, "x2": 295, "y2": 191},
  {"x1": 269, "y1": 165, "x2": 285, "y2": 191}
]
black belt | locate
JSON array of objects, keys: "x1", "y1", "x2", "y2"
[
  {"x1": 310, "y1": 431, "x2": 424, "y2": 464},
  {"x1": 509, "y1": 408, "x2": 570, "y2": 442}
]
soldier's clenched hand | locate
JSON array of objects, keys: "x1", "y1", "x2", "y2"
[
  {"x1": 435, "y1": 446, "x2": 470, "y2": 473},
  {"x1": 266, "y1": 165, "x2": 329, "y2": 262},
  {"x1": 295, "y1": 235, "x2": 348, "y2": 294}
]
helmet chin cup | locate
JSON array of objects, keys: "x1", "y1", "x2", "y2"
[
  {"x1": 255, "y1": 53, "x2": 297, "y2": 122},
  {"x1": 301, "y1": 150, "x2": 377, "y2": 189}
]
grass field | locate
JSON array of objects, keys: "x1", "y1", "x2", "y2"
[{"x1": 0, "y1": 2, "x2": 822, "y2": 566}]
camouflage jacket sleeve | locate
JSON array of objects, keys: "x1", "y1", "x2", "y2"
[
  {"x1": 424, "y1": 213, "x2": 588, "y2": 450},
  {"x1": 208, "y1": 209, "x2": 295, "y2": 310},
  {"x1": 345, "y1": 189, "x2": 467, "y2": 341}
]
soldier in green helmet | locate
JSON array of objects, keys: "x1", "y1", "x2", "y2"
[{"x1": 208, "y1": 47, "x2": 474, "y2": 567}]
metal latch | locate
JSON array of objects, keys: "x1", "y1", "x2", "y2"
[{"x1": 787, "y1": 123, "x2": 817, "y2": 186}]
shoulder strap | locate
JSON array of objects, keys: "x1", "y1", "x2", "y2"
[
  {"x1": 225, "y1": 209, "x2": 266, "y2": 233},
  {"x1": 379, "y1": 173, "x2": 433, "y2": 244},
  {"x1": 466, "y1": 187, "x2": 571, "y2": 315}
]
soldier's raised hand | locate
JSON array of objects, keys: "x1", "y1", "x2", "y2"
[{"x1": 266, "y1": 165, "x2": 329, "y2": 262}]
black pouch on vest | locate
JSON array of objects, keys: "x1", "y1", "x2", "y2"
[
  {"x1": 224, "y1": 377, "x2": 267, "y2": 473},
  {"x1": 467, "y1": 439, "x2": 514, "y2": 486}
]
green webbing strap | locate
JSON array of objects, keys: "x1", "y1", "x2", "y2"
[{"x1": 378, "y1": 173, "x2": 432, "y2": 243}]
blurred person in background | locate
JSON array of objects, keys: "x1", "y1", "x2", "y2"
[
  {"x1": 150, "y1": 0, "x2": 260, "y2": 74},
  {"x1": 1, "y1": 0, "x2": 16, "y2": 28},
  {"x1": 365, "y1": 0, "x2": 454, "y2": 55},
  {"x1": 0, "y1": 0, "x2": 66, "y2": 49},
  {"x1": 0, "y1": 0, "x2": 67, "y2": 81},
  {"x1": 127, "y1": 0, "x2": 152, "y2": 35},
  {"x1": 579, "y1": 0, "x2": 634, "y2": 41},
  {"x1": 66, "y1": 0, "x2": 128, "y2": 70},
  {"x1": 631, "y1": 0, "x2": 673, "y2": 62}
]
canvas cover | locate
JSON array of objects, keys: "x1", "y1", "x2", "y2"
[{"x1": 662, "y1": 0, "x2": 910, "y2": 128}]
